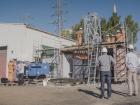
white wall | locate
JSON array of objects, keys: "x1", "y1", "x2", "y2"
[
  {"x1": 0, "y1": 23, "x2": 75, "y2": 61},
  {"x1": 0, "y1": 23, "x2": 75, "y2": 78},
  {"x1": 0, "y1": 24, "x2": 33, "y2": 61},
  {"x1": 62, "y1": 54, "x2": 70, "y2": 78},
  {"x1": 26, "y1": 27, "x2": 75, "y2": 49}
]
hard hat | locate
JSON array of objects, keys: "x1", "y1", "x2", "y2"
[
  {"x1": 128, "y1": 44, "x2": 134, "y2": 49},
  {"x1": 102, "y1": 47, "x2": 107, "y2": 53},
  {"x1": 79, "y1": 27, "x2": 83, "y2": 30}
]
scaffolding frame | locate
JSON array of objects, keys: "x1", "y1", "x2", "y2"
[
  {"x1": 61, "y1": 12, "x2": 130, "y2": 84},
  {"x1": 84, "y1": 12, "x2": 102, "y2": 84}
]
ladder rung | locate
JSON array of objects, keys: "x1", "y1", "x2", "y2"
[
  {"x1": 73, "y1": 65, "x2": 88, "y2": 66},
  {"x1": 89, "y1": 66, "x2": 95, "y2": 67}
]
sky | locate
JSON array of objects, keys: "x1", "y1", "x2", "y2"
[{"x1": 0, "y1": 0, "x2": 140, "y2": 51}]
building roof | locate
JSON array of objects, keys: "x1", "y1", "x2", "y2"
[{"x1": 0, "y1": 23, "x2": 75, "y2": 42}]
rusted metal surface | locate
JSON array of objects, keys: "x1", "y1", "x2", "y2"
[{"x1": 0, "y1": 46, "x2": 7, "y2": 78}]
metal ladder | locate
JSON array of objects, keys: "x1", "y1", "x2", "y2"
[
  {"x1": 83, "y1": 12, "x2": 101, "y2": 84},
  {"x1": 87, "y1": 42, "x2": 100, "y2": 84}
]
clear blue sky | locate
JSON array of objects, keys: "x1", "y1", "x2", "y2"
[{"x1": 0, "y1": 0, "x2": 140, "y2": 51}]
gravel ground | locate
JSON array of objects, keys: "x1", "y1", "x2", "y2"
[{"x1": 0, "y1": 80, "x2": 140, "y2": 105}]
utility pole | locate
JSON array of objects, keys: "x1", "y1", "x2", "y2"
[
  {"x1": 56, "y1": 0, "x2": 62, "y2": 78},
  {"x1": 52, "y1": 0, "x2": 67, "y2": 78},
  {"x1": 56, "y1": 0, "x2": 63, "y2": 36}
]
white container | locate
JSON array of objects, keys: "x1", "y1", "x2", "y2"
[{"x1": 43, "y1": 79, "x2": 47, "y2": 87}]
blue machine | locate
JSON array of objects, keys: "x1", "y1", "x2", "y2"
[{"x1": 25, "y1": 62, "x2": 50, "y2": 79}]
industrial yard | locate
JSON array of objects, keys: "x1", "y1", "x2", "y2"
[
  {"x1": 0, "y1": 0, "x2": 140, "y2": 105},
  {"x1": 0, "y1": 80, "x2": 140, "y2": 105}
]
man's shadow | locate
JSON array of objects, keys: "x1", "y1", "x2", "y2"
[
  {"x1": 112, "y1": 90, "x2": 128, "y2": 96},
  {"x1": 96, "y1": 87, "x2": 128, "y2": 97},
  {"x1": 78, "y1": 89, "x2": 101, "y2": 98}
]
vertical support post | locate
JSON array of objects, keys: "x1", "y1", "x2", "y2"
[
  {"x1": 132, "y1": 32, "x2": 134, "y2": 46},
  {"x1": 56, "y1": 0, "x2": 63, "y2": 78}
]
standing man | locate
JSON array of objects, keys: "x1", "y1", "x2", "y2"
[
  {"x1": 126, "y1": 44, "x2": 139, "y2": 96},
  {"x1": 96, "y1": 47, "x2": 115, "y2": 99}
]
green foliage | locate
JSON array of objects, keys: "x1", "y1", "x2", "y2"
[
  {"x1": 108, "y1": 13, "x2": 120, "y2": 28},
  {"x1": 60, "y1": 20, "x2": 84, "y2": 40},
  {"x1": 100, "y1": 13, "x2": 120, "y2": 39},
  {"x1": 107, "y1": 13, "x2": 121, "y2": 35},
  {"x1": 125, "y1": 15, "x2": 139, "y2": 44},
  {"x1": 61, "y1": 29, "x2": 73, "y2": 39},
  {"x1": 71, "y1": 13, "x2": 139, "y2": 44},
  {"x1": 100, "y1": 13, "x2": 139, "y2": 44},
  {"x1": 101, "y1": 18, "x2": 107, "y2": 32},
  {"x1": 71, "y1": 19, "x2": 84, "y2": 40}
]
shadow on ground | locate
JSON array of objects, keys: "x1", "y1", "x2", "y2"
[
  {"x1": 96, "y1": 87, "x2": 128, "y2": 97},
  {"x1": 78, "y1": 89, "x2": 101, "y2": 98},
  {"x1": 111, "y1": 90, "x2": 128, "y2": 97},
  {"x1": 112, "y1": 101, "x2": 140, "y2": 105}
]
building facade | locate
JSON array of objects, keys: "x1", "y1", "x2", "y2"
[{"x1": 0, "y1": 23, "x2": 75, "y2": 79}]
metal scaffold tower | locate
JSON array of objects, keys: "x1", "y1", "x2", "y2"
[
  {"x1": 84, "y1": 12, "x2": 102, "y2": 84},
  {"x1": 60, "y1": 12, "x2": 129, "y2": 84}
]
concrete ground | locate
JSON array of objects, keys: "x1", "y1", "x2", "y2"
[{"x1": 0, "y1": 80, "x2": 140, "y2": 105}]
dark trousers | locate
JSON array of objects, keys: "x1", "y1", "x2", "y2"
[
  {"x1": 100, "y1": 71, "x2": 112, "y2": 97},
  {"x1": 18, "y1": 73, "x2": 24, "y2": 85}
]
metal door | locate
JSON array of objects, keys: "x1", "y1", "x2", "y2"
[{"x1": 0, "y1": 46, "x2": 7, "y2": 78}]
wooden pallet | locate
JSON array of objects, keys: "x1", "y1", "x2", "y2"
[{"x1": 0, "y1": 82, "x2": 18, "y2": 86}]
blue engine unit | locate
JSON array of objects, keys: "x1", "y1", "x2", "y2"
[{"x1": 26, "y1": 62, "x2": 50, "y2": 78}]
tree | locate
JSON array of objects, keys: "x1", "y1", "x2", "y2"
[
  {"x1": 107, "y1": 13, "x2": 121, "y2": 35},
  {"x1": 100, "y1": 13, "x2": 121, "y2": 41},
  {"x1": 100, "y1": 17, "x2": 108, "y2": 40},
  {"x1": 71, "y1": 13, "x2": 139, "y2": 45},
  {"x1": 61, "y1": 29, "x2": 73, "y2": 39},
  {"x1": 101, "y1": 14, "x2": 139, "y2": 45},
  {"x1": 125, "y1": 15, "x2": 139, "y2": 44},
  {"x1": 71, "y1": 19, "x2": 84, "y2": 40},
  {"x1": 100, "y1": 18, "x2": 108, "y2": 33}
]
